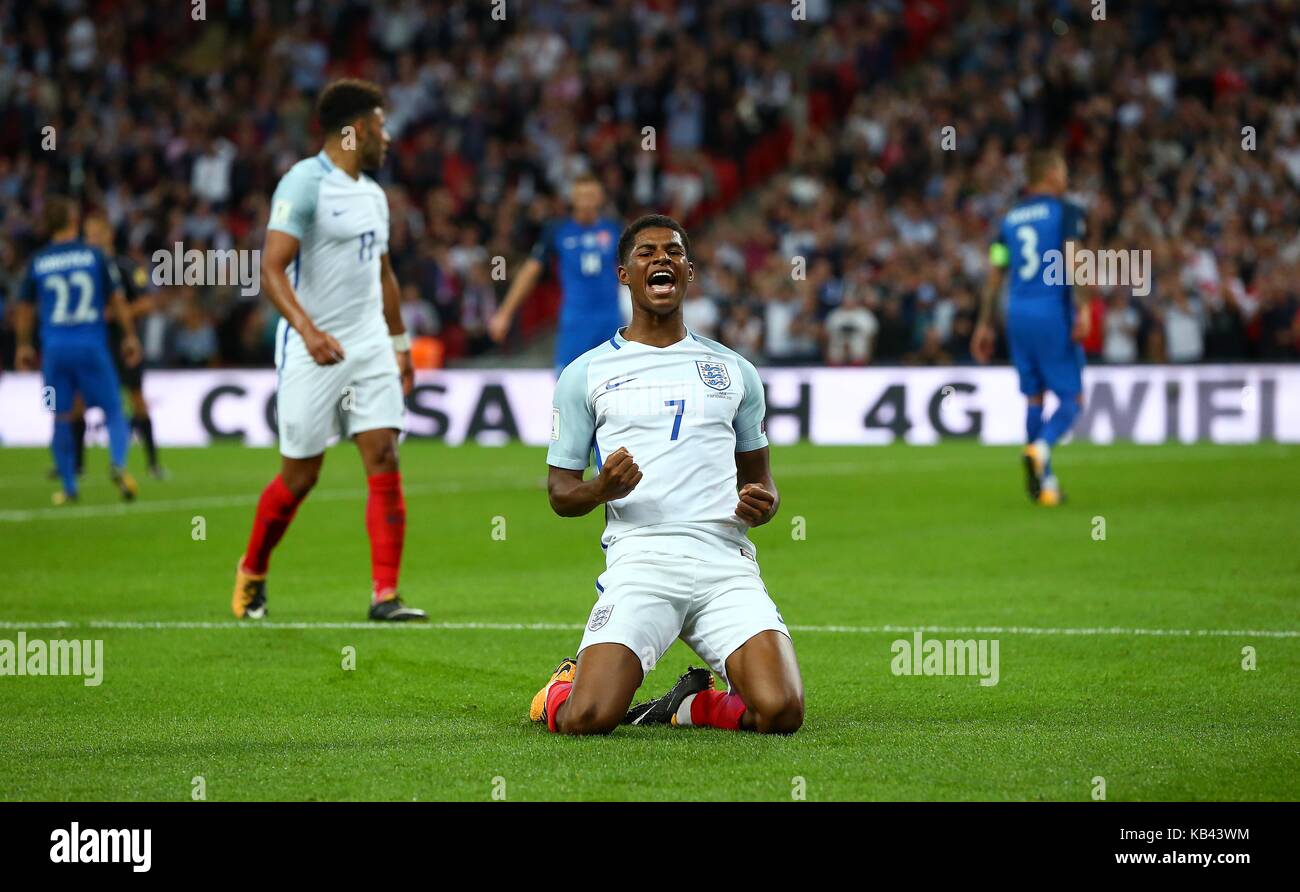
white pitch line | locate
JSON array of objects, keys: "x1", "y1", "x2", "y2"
[{"x1": 0, "y1": 619, "x2": 1295, "y2": 638}]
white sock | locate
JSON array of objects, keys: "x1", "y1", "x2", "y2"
[{"x1": 674, "y1": 693, "x2": 697, "y2": 726}]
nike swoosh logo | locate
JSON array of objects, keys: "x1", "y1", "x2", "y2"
[
  {"x1": 605, "y1": 377, "x2": 637, "y2": 390},
  {"x1": 332, "y1": 209, "x2": 346, "y2": 216}
]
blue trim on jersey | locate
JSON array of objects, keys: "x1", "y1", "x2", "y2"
[
  {"x1": 595, "y1": 432, "x2": 608, "y2": 553},
  {"x1": 607, "y1": 327, "x2": 704, "y2": 350},
  {"x1": 278, "y1": 320, "x2": 290, "y2": 371},
  {"x1": 595, "y1": 580, "x2": 604, "y2": 594}
]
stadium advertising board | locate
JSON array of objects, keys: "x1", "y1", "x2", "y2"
[{"x1": 0, "y1": 365, "x2": 1294, "y2": 447}]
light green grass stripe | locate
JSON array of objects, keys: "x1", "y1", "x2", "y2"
[{"x1": 3, "y1": 443, "x2": 1292, "y2": 522}]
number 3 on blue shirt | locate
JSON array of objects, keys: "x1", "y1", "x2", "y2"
[{"x1": 665, "y1": 399, "x2": 685, "y2": 440}]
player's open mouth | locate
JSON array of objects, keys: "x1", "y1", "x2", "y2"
[{"x1": 647, "y1": 270, "x2": 676, "y2": 296}]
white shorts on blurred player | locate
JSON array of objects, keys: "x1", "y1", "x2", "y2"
[{"x1": 274, "y1": 321, "x2": 404, "y2": 459}]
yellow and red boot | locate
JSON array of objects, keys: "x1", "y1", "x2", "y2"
[{"x1": 529, "y1": 657, "x2": 578, "y2": 725}]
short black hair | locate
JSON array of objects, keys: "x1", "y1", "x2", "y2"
[
  {"x1": 317, "y1": 78, "x2": 384, "y2": 134},
  {"x1": 618, "y1": 214, "x2": 691, "y2": 266}
]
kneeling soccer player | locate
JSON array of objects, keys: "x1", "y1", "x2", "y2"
[{"x1": 529, "y1": 214, "x2": 804, "y2": 736}]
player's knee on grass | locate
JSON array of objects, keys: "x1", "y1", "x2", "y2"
[
  {"x1": 726, "y1": 632, "x2": 804, "y2": 734},
  {"x1": 746, "y1": 689, "x2": 804, "y2": 735},
  {"x1": 557, "y1": 644, "x2": 643, "y2": 735},
  {"x1": 556, "y1": 695, "x2": 624, "y2": 736}
]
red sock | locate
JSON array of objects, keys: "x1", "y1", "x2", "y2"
[
  {"x1": 545, "y1": 681, "x2": 573, "y2": 733},
  {"x1": 690, "y1": 690, "x2": 747, "y2": 730},
  {"x1": 366, "y1": 471, "x2": 406, "y2": 602},
  {"x1": 242, "y1": 475, "x2": 305, "y2": 575}
]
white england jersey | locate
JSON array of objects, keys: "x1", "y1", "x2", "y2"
[
  {"x1": 547, "y1": 327, "x2": 769, "y2": 563},
  {"x1": 267, "y1": 151, "x2": 390, "y2": 350}
]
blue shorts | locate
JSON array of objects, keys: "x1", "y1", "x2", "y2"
[
  {"x1": 554, "y1": 318, "x2": 624, "y2": 375},
  {"x1": 43, "y1": 339, "x2": 123, "y2": 416},
  {"x1": 1007, "y1": 314, "x2": 1084, "y2": 398}
]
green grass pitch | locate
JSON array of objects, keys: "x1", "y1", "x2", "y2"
[{"x1": 1, "y1": 440, "x2": 1297, "y2": 801}]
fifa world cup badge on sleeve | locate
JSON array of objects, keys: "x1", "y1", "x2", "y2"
[{"x1": 551, "y1": 408, "x2": 560, "y2": 441}]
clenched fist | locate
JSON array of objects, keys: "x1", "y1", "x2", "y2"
[
  {"x1": 736, "y1": 483, "x2": 776, "y2": 527},
  {"x1": 596, "y1": 447, "x2": 642, "y2": 501}
]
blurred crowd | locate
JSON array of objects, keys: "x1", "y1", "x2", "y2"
[
  {"x1": 691, "y1": 0, "x2": 1300, "y2": 366},
  {"x1": 2, "y1": 0, "x2": 1299, "y2": 369}
]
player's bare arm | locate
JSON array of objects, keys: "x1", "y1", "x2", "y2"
[
  {"x1": 379, "y1": 252, "x2": 413, "y2": 395},
  {"x1": 109, "y1": 288, "x2": 142, "y2": 367},
  {"x1": 488, "y1": 256, "x2": 543, "y2": 343},
  {"x1": 128, "y1": 294, "x2": 156, "y2": 317},
  {"x1": 735, "y1": 446, "x2": 779, "y2": 527},
  {"x1": 972, "y1": 265, "x2": 1006, "y2": 364},
  {"x1": 261, "y1": 228, "x2": 344, "y2": 365},
  {"x1": 13, "y1": 300, "x2": 36, "y2": 370},
  {"x1": 1071, "y1": 287, "x2": 1092, "y2": 344},
  {"x1": 547, "y1": 446, "x2": 641, "y2": 517},
  {"x1": 1065, "y1": 218, "x2": 1091, "y2": 344}
]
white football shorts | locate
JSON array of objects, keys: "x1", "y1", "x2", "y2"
[
  {"x1": 578, "y1": 541, "x2": 790, "y2": 686},
  {"x1": 274, "y1": 327, "x2": 404, "y2": 459}
]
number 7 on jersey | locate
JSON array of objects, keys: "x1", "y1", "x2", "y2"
[{"x1": 665, "y1": 399, "x2": 685, "y2": 441}]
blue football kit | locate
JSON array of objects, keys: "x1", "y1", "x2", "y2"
[
  {"x1": 990, "y1": 193, "x2": 1089, "y2": 488},
  {"x1": 530, "y1": 217, "x2": 623, "y2": 374},
  {"x1": 991, "y1": 194, "x2": 1087, "y2": 399},
  {"x1": 19, "y1": 239, "x2": 131, "y2": 495}
]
